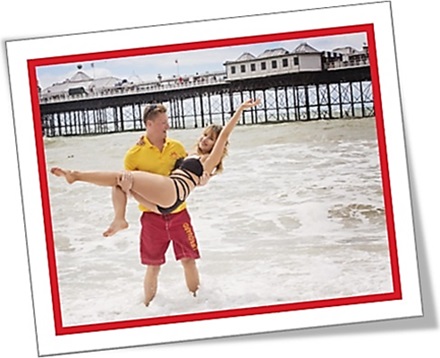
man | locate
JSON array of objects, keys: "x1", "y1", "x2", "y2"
[{"x1": 120, "y1": 103, "x2": 201, "y2": 306}]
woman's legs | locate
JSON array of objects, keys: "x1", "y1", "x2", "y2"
[
  {"x1": 50, "y1": 167, "x2": 177, "y2": 208},
  {"x1": 130, "y1": 191, "x2": 160, "y2": 214},
  {"x1": 50, "y1": 167, "x2": 120, "y2": 186},
  {"x1": 103, "y1": 186, "x2": 129, "y2": 237}
]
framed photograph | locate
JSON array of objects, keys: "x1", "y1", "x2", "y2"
[{"x1": 6, "y1": 2, "x2": 422, "y2": 356}]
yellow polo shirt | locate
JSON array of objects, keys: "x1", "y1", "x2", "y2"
[{"x1": 124, "y1": 136, "x2": 187, "y2": 213}]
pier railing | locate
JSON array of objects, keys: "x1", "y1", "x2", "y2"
[
  {"x1": 39, "y1": 59, "x2": 370, "y2": 105},
  {"x1": 40, "y1": 72, "x2": 229, "y2": 104},
  {"x1": 38, "y1": 62, "x2": 373, "y2": 137}
]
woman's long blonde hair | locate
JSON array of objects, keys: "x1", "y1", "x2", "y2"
[{"x1": 196, "y1": 124, "x2": 228, "y2": 175}]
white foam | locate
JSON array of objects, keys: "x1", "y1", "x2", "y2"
[{"x1": 46, "y1": 118, "x2": 392, "y2": 326}]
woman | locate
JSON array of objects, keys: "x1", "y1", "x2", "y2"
[
  {"x1": 51, "y1": 98, "x2": 260, "y2": 233},
  {"x1": 129, "y1": 120, "x2": 228, "y2": 212}
]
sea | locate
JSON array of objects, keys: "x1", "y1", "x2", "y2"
[{"x1": 44, "y1": 117, "x2": 393, "y2": 327}]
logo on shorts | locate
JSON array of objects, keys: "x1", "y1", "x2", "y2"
[{"x1": 183, "y1": 222, "x2": 198, "y2": 251}]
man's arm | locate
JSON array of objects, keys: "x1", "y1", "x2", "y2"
[{"x1": 198, "y1": 172, "x2": 211, "y2": 186}]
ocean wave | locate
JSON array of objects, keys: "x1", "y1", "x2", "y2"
[{"x1": 327, "y1": 203, "x2": 385, "y2": 227}]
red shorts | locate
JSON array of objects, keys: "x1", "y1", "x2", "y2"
[{"x1": 139, "y1": 209, "x2": 200, "y2": 265}]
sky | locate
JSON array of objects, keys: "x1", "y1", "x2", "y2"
[{"x1": 36, "y1": 33, "x2": 367, "y2": 90}]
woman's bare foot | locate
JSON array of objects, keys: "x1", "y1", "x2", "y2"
[
  {"x1": 103, "y1": 219, "x2": 129, "y2": 237},
  {"x1": 50, "y1": 167, "x2": 76, "y2": 184}
]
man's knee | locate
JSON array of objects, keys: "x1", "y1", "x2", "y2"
[
  {"x1": 180, "y1": 258, "x2": 196, "y2": 269},
  {"x1": 146, "y1": 265, "x2": 161, "y2": 277}
]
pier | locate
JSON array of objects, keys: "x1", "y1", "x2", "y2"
[{"x1": 38, "y1": 43, "x2": 373, "y2": 137}]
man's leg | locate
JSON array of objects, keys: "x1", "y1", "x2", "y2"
[
  {"x1": 169, "y1": 209, "x2": 201, "y2": 296},
  {"x1": 144, "y1": 265, "x2": 161, "y2": 306},
  {"x1": 180, "y1": 258, "x2": 200, "y2": 296},
  {"x1": 140, "y1": 212, "x2": 169, "y2": 306}
]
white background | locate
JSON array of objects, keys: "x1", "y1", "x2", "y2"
[{"x1": 1, "y1": 0, "x2": 437, "y2": 357}]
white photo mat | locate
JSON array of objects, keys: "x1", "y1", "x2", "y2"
[{"x1": 6, "y1": 2, "x2": 422, "y2": 356}]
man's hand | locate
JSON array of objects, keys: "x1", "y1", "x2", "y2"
[
  {"x1": 118, "y1": 171, "x2": 133, "y2": 193},
  {"x1": 136, "y1": 135, "x2": 145, "y2": 146}
]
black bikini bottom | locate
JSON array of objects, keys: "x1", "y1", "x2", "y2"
[{"x1": 156, "y1": 170, "x2": 198, "y2": 214}]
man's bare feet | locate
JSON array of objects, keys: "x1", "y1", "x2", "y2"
[
  {"x1": 144, "y1": 293, "x2": 155, "y2": 307},
  {"x1": 50, "y1": 167, "x2": 76, "y2": 184},
  {"x1": 103, "y1": 219, "x2": 129, "y2": 237}
]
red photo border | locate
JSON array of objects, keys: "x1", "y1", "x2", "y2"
[{"x1": 27, "y1": 23, "x2": 401, "y2": 335}]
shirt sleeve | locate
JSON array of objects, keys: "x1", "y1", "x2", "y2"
[
  {"x1": 123, "y1": 145, "x2": 141, "y2": 170},
  {"x1": 176, "y1": 141, "x2": 187, "y2": 159}
]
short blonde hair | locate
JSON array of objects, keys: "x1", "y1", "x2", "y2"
[{"x1": 142, "y1": 103, "x2": 167, "y2": 125}]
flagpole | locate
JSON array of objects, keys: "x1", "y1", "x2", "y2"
[{"x1": 175, "y1": 59, "x2": 179, "y2": 77}]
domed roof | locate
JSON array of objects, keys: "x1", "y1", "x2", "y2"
[
  {"x1": 69, "y1": 71, "x2": 92, "y2": 82},
  {"x1": 257, "y1": 48, "x2": 290, "y2": 58},
  {"x1": 293, "y1": 43, "x2": 320, "y2": 54},
  {"x1": 236, "y1": 52, "x2": 256, "y2": 61}
]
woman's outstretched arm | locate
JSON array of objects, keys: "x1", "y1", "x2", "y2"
[{"x1": 202, "y1": 99, "x2": 260, "y2": 174}]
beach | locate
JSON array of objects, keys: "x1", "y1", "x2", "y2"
[{"x1": 44, "y1": 117, "x2": 392, "y2": 326}]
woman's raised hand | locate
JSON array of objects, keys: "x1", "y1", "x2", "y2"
[{"x1": 240, "y1": 98, "x2": 261, "y2": 110}]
